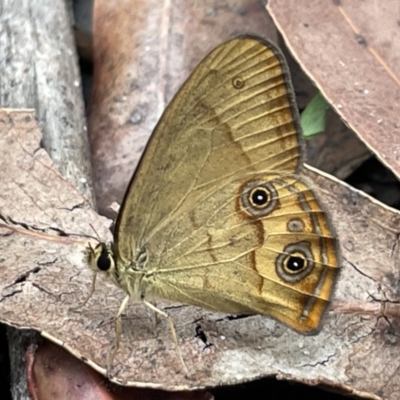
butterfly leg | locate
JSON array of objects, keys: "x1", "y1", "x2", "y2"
[
  {"x1": 107, "y1": 294, "x2": 130, "y2": 377},
  {"x1": 70, "y1": 273, "x2": 97, "y2": 311},
  {"x1": 152, "y1": 302, "x2": 160, "y2": 326},
  {"x1": 143, "y1": 300, "x2": 188, "y2": 374}
]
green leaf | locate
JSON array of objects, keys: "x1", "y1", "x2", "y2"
[{"x1": 300, "y1": 92, "x2": 330, "y2": 139}]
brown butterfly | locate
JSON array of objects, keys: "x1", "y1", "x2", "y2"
[{"x1": 83, "y1": 35, "x2": 340, "y2": 372}]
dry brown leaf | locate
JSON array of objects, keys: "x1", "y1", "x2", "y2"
[
  {"x1": 88, "y1": 0, "x2": 278, "y2": 218},
  {"x1": 26, "y1": 342, "x2": 212, "y2": 400},
  {"x1": 267, "y1": 0, "x2": 400, "y2": 179},
  {"x1": 2, "y1": 106, "x2": 400, "y2": 398}
]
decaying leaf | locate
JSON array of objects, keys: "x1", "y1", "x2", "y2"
[
  {"x1": 1, "y1": 108, "x2": 400, "y2": 399},
  {"x1": 26, "y1": 342, "x2": 212, "y2": 400},
  {"x1": 267, "y1": 0, "x2": 400, "y2": 179}
]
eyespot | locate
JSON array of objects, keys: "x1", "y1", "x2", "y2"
[
  {"x1": 275, "y1": 242, "x2": 314, "y2": 283},
  {"x1": 241, "y1": 181, "x2": 278, "y2": 217},
  {"x1": 232, "y1": 76, "x2": 245, "y2": 89},
  {"x1": 287, "y1": 218, "x2": 305, "y2": 232},
  {"x1": 250, "y1": 187, "x2": 269, "y2": 207}
]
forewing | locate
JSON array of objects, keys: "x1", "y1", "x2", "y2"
[{"x1": 115, "y1": 35, "x2": 303, "y2": 258}]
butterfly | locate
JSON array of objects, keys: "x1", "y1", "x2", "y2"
[{"x1": 83, "y1": 35, "x2": 340, "y2": 373}]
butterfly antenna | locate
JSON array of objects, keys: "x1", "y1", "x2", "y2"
[{"x1": 88, "y1": 223, "x2": 102, "y2": 243}]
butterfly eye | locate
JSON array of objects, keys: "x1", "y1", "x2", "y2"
[
  {"x1": 275, "y1": 242, "x2": 314, "y2": 283},
  {"x1": 241, "y1": 181, "x2": 278, "y2": 217},
  {"x1": 97, "y1": 244, "x2": 112, "y2": 271}
]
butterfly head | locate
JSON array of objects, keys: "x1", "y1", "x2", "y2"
[{"x1": 85, "y1": 242, "x2": 116, "y2": 275}]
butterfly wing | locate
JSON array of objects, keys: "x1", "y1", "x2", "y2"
[
  {"x1": 144, "y1": 172, "x2": 337, "y2": 332},
  {"x1": 115, "y1": 35, "x2": 302, "y2": 251},
  {"x1": 114, "y1": 36, "x2": 339, "y2": 332}
]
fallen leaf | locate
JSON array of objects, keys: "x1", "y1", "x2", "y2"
[
  {"x1": 2, "y1": 109, "x2": 400, "y2": 399},
  {"x1": 26, "y1": 342, "x2": 212, "y2": 400},
  {"x1": 267, "y1": 0, "x2": 400, "y2": 179}
]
